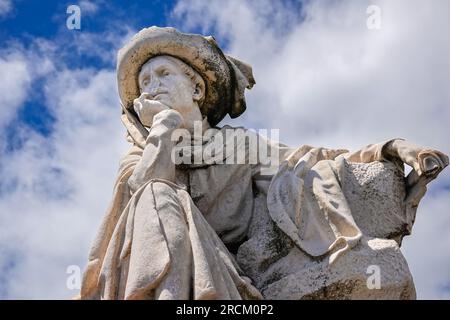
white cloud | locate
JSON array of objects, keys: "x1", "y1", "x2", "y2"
[
  {"x1": 0, "y1": 0, "x2": 12, "y2": 17},
  {"x1": 0, "y1": 43, "x2": 54, "y2": 139},
  {"x1": 0, "y1": 33, "x2": 131, "y2": 298},
  {"x1": 0, "y1": 67, "x2": 129, "y2": 299},
  {"x1": 172, "y1": 0, "x2": 450, "y2": 298},
  {"x1": 402, "y1": 191, "x2": 450, "y2": 299},
  {"x1": 0, "y1": 51, "x2": 31, "y2": 130},
  {"x1": 67, "y1": 28, "x2": 137, "y2": 65},
  {"x1": 79, "y1": 0, "x2": 99, "y2": 15}
]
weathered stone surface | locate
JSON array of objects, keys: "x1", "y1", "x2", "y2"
[
  {"x1": 261, "y1": 238, "x2": 415, "y2": 300},
  {"x1": 342, "y1": 161, "x2": 408, "y2": 242},
  {"x1": 237, "y1": 161, "x2": 414, "y2": 299}
]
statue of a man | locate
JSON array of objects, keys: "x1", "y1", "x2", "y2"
[{"x1": 80, "y1": 27, "x2": 448, "y2": 300}]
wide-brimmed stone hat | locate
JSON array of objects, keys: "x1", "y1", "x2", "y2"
[{"x1": 117, "y1": 26, "x2": 255, "y2": 128}]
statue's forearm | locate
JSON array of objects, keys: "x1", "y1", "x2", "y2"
[
  {"x1": 338, "y1": 138, "x2": 427, "y2": 166},
  {"x1": 382, "y1": 139, "x2": 422, "y2": 172},
  {"x1": 128, "y1": 110, "x2": 182, "y2": 192}
]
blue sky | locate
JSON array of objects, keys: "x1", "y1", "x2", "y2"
[
  {"x1": 0, "y1": 0, "x2": 179, "y2": 141},
  {"x1": 0, "y1": 0, "x2": 450, "y2": 299}
]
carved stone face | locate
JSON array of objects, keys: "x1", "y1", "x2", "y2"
[{"x1": 136, "y1": 55, "x2": 205, "y2": 129}]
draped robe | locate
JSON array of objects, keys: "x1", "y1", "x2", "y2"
[{"x1": 80, "y1": 110, "x2": 395, "y2": 299}]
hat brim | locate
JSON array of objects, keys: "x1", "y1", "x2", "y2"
[{"x1": 117, "y1": 26, "x2": 234, "y2": 126}]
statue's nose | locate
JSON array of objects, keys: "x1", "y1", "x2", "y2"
[{"x1": 142, "y1": 77, "x2": 162, "y2": 97}]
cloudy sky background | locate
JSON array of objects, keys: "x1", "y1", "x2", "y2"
[{"x1": 0, "y1": 0, "x2": 449, "y2": 299}]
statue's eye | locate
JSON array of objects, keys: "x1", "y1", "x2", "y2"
[
  {"x1": 142, "y1": 79, "x2": 150, "y2": 87},
  {"x1": 162, "y1": 70, "x2": 170, "y2": 76}
]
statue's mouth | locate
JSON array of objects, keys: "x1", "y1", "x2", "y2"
[{"x1": 142, "y1": 91, "x2": 168, "y2": 101}]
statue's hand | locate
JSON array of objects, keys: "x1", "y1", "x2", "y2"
[
  {"x1": 415, "y1": 149, "x2": 449, "y2": 177},
  {"x1": 151, "y1": 108, "x2": 184, "y2": 131},
  {"x1": 385, "y1": 140, "x2": 449, "y2": 219},
  {"x1": 133, "y1": 92, "x2": 171, "y2": 127},
  {"x1": 375, "y1": 140, "x2": 449, "y2": 225},
  {"x1": 387, "y1": 139, "x2": 449, "y2": 178}
]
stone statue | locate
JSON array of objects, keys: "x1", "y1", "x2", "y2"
[{"x1": 79, "y1": 27, "x2": 448, "y2": 300}]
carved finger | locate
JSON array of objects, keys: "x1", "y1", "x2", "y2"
[{"x1": 418, "y1": 150, "x2": 448, "y2": 177}]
